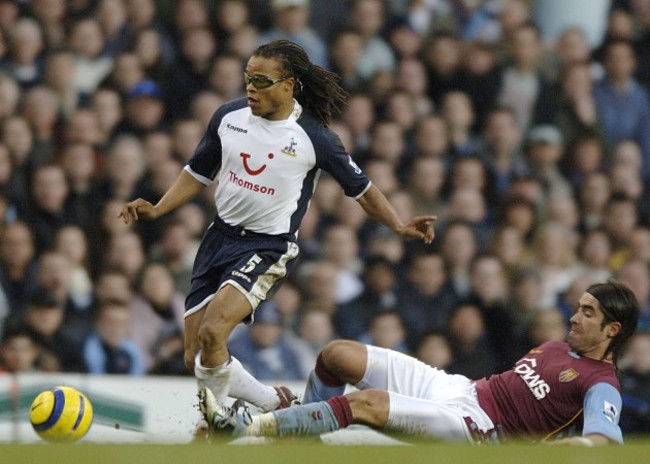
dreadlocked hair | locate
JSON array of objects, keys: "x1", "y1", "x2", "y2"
[{"x1": 253, "y1": 40, "x2": 348, "y2": 126}]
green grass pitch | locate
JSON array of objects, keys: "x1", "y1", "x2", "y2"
[{"x1": 3, "y1": 439, "x2": 650, "y2": 464}]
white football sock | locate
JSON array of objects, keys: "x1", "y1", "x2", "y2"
[
  {"x1": 194, "y1": 350, "x2": 232, "y2": 403},
  {"x1": 228, "y1": 356, "x2": 280, "y2": 412}
]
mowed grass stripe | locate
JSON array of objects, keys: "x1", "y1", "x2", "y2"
[{"x1": 2, "y1": 442, "x2": 650, "y2": 464}]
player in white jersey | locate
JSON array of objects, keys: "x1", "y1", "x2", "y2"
[{"x1": 119, "y1": 40, "x2": 437, "y2": 417}]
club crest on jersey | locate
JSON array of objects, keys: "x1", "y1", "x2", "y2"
[
  {"x1": 281, "y1": 138, "x2": 298, "y2": 157},
  {"x1": 558, "y1": 368, "x2": 579, "y2": 383}
]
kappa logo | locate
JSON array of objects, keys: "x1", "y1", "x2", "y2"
[
  {"x1": 281, "y1": 137, "x2": 298, "y2": 157},
  {"x1": 226, "y1": 123, "x2": 248, "y2": 134},
  {"x1": 558, "y1": 368, "x2": 579, "y2": 383}
]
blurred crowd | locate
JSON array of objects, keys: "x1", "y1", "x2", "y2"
[{"x1": 0, "y1": 0, "x2": 649, "y2": 433}]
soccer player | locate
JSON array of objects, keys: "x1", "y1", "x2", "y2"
[
  {"x1": 204, "y1": 281, "x2": 639, "y2": 445},
  {"x1": 119, "y1": 40, "x2": 436, "y2": 415}
]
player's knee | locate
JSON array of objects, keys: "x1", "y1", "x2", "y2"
[
  {"x1": 321, "y1": 339, "x2": 366, "y2": 382},
  {"x1": 197, "y1": 321, "x2": 229, "y2": 351},
  {"x1": 347, "y1": 390, "x2": 389, "y2": 427}
]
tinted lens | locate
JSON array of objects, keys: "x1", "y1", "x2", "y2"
[{"x1": 244, "y1": 74, "x2": 274, "y2": 89}]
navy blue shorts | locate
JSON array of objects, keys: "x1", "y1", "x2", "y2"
[{"x1": 184, "y1": 216, "x2": 299, "y2": 319}]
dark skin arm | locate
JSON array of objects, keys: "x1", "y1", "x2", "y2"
[
  {"x1": 118, "y1": 169, "x2": 205, "y2": 224},
  {"x1": 357, "y1": 184, "x2": 437, "y2": 244}
]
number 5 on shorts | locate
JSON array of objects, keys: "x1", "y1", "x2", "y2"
[{"x1": 240, "y1": 254, "x2": 262, "y2": 273}]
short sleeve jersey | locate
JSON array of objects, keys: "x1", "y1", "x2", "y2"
[
  {"x1": 184, "y1": 98, "x2": 370, "y2": 236},
  {"x1": 475, "y1": 341, "x2": 623, "y2": 442}
]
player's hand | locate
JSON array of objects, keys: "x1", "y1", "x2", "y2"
[
  {"x1": 396, "y1": 215, "x2": 438, "y2": 244},
  {"x1": 118, "y1": 198, "x2": 158, "y2": 224}
]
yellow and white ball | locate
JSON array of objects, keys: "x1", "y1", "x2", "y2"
[{"x1": 29, "y1": 386, "x2": 93, "y2": 443}]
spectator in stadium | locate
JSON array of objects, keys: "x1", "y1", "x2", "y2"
[
  {"x1": 21, "y1": 86, "x2": 59, "y2": 164},
  {"x1": 68, "y1": 17, "x2": 113, "y2": 98},
  {"x1": 347, "y1": 0, "x2": 395, "y2": 81},
  {"x1": 164, "y1": 26, "x2": 216, "y2": 118},
  {"x1": 59, "y1": 142, "x2": 102, "y2": 234},
  {"x1": 614, "y1": 259, "x2": 650, "y2": 333},
  {"x1": 102, "y1": 229, "x2": 146, "y2": 284},
  {"x1": 414, "y1": 329, "x2": 453, "y2": 370},
  {"x1": 359, "y1": 310, "x2": 409, "y2": 354},
  {"x1": 20, "y1": 163, "x2": 71, "y2": 254},
  {"x1": 207, "y1": 53, "x2": 245, "y2": 103},
  {"x1": 446, "y1": 300, "x2": 498, "y2": 379},
  {"x1": 602, "y1": 193, "x2": 639, "y2": 271},
  {"x1": 113, "y1": 79, "x2": 167, "y2": 138},
  {"x1": 562, "y1": 135, "x2": 605, "y2": 190},
  {"x1": 319, "y1": 223, "x2": 363, "y2": 304},
  {"x1": 82, "y1": 300, "x2": 146, "y2": 375},
  {"x1": 53, "y1": 225, "x2": 93, "y2": 310},
  {"x1": 259, "y1": 0, "x2": 328, "y2": 69},
  {"x1": 406, "y1": 156, "x2": 446, "y2": 219},
  {"x1": 554, "y1": 61, "x2": 600, "y2": 148},
  {"x1": 119, "y1": 40, "x2": 436, "y2": 416},
  {"x1": 335, "y1": 256, "x2": 398, "y2": 341},
  {"x1": 0, "y1": 220, "x2": 37, "y2": 315},
  {"x1": 620, "y1": 332, "x2": 650, "y2": 435},
  {"x1": 100, "y1": 135, "x2": 147, "y2": 202},
  {"x1": 227, "y1": 301, "x2": 306, "y2": 381},
  {"x1": 339, "y1": 93, "x2": 374, "y2": 158},
  {"x1": 130, "y1": 261, "x2": 185, "y2": 370},
  {"x1": 524, "y1": 307, "x2": 568, "y2": 349},
  {"x1": 440, "y1": 220, "x2": 478, "y2": 298},
  {"x1": 292, "y1": 308, "x2": 335, "y2": 372},
  {"x1": 629, "y1": 226, "x2": 650, "y2": 265},
  {"x1": 0, "y1": 322, "x2": 40, "y2": 373},
  {"x1": 523, "y1": 125, "x2": 572, "y2": 196},
  {"x1": 14, "y1": 286, "x2": 85, "y2": 372},
  {"x1": 148, "y1": 218, "x2": 196, "y2": 296},
  {"x1": 594, "y1": 39, "x2": 650, "y2": 181},
  {"x1": 206, "y1": 281, "x2": 639, "y2": 446},
  {"x1": 394, "y1": 57, "x2": 431, "y2": 118},
  {"x1": 577, "y1": 172, "x2": 611, "y2": 232},
  {"x1": 396, "y1": 252, "x2": 458, "y2": 347},
  {"x1": 1, "y1": 17, "x2": 45, "y2": 91},
  {"x1": 92, "y1": 268, "x2": 133, "y2": 308},
  {"x1": 479, "y1": 106, "x2": 527, "y2": 195}
]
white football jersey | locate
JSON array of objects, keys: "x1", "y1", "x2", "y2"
[{"x1": 185, "y1": 98, "x2": 371, "y2": 236}]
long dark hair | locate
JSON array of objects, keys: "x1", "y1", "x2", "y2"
[
  {"x1": 253, "y1": 40, "x2": 347, "y2": 126},
  {"x1": 587, "y1": 280, "x2": 640, "y2": 367}
]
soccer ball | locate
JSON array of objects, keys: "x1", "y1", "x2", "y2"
[{"x1": 29, "y1": 386, "x2": 94, "y2": 443}]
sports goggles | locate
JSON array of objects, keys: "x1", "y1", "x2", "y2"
[{"x1": 244, "y1": 73, "x2": 290, "y2": 89}]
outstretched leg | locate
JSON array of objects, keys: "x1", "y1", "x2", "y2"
[
  {"x1": 234, "y1": 389, "x2": 474, "y2": 442},
  {"x1": 185, "y1": 285, "x2": 284, "y2": 410}
]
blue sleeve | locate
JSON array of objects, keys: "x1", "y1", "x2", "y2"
[
  {"x1": 583, "y1": 382, "x2": 624, "y2": 444},
  {"x1": 312, "y1": 127, "x2": 370, "y2": 198},
  {"x1": 186, "y1": 99, "x2": 246, "y2": 183}
]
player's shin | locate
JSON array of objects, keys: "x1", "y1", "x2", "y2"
[
  {"x1": 228, "y1": 356, "x2": 281, "y2": 411},
  {"x1": 243, "y1": 399, "x2": 351, "y2": 438}
]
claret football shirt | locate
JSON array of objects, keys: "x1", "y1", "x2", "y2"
[{"x1": 474, "y1": 341, "x2": 623, "y2": 443}]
